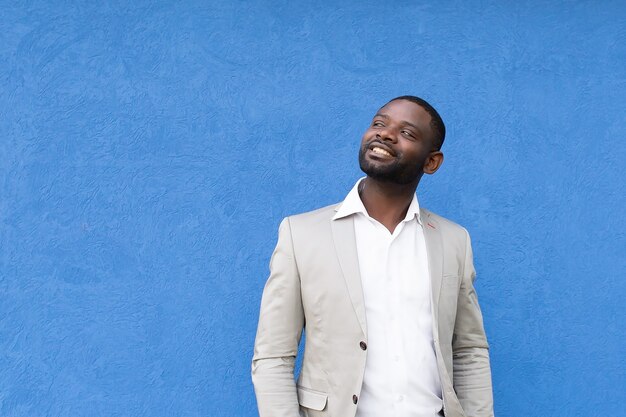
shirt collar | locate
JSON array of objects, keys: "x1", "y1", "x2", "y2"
[{"x1": 332, "y1": 177, "x2": 422, "y2": 225}]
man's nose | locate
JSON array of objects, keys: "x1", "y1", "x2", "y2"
[{"x1": 376, "y1": 126, "x2": 397, "y2": 142}]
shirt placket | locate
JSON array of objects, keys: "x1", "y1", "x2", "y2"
[{"x1": 387, "y1": 223, "x2": 407, "y2": 416}]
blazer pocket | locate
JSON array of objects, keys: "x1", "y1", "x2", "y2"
[
  {"x1": 297, "y1": 386, "x2": 328, "y2": 411},
  {"x1": 442, "y1": 273, "x2": 460, "y2": 287}
]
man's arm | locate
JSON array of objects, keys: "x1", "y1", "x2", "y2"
[
  {"x1": 452, "y1": 229, "x2": 494, "y2": 417},
  {"x1": 251, "y1": 217, "x2": 304, "y2": 417}
]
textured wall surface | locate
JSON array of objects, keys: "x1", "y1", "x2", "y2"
[{"x1": 1, "y1": 1, "x2": 625, "y2": 416}]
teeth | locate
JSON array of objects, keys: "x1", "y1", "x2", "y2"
[{"x1": 372, "y1": 147, "x2": 392, "y2": 157}]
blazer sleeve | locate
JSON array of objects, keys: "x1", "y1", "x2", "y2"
[
  {"x1": 452, "y1": 229, "x2": 494, "y2": 417},
  {"x1": 251, "y1": 217, "x2": 304, "y2": 417}
]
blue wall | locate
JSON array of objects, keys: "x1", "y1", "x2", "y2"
[{"x1": 1, "y1": 1, "x2": 624, "y2": 416}]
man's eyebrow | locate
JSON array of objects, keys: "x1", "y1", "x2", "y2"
[
  {"x1": 373, "y1": 113, "x2": 423, "y2": 133},
  {"x1": 402, "y1": 120, "x2": 422, "y2": 133}
]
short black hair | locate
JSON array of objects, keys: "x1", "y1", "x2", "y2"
[{"x1": 386, "y1": 95, "x2": 446, "y2": 150}]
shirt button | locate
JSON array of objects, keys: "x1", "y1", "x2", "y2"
[
  {"x1": 353, "y1": 394, "x2": 358, "y2": 404},
  {"x1": 398, "y1": 395, "x2": 404, "y2": 402},
  {"x1": 359, "y1": 341, "x2": 367, "y2": 350}
]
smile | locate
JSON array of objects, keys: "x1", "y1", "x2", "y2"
[{"x1": 371, "y1": 146, "x2": 393, "y2": 157}]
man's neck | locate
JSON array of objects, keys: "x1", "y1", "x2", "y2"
[{"x1": 359, "y1": 177, "x2": 419, "y2": 233}]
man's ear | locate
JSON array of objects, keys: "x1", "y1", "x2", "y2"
[{"x1": 423, "y1": 151, "x2": 444, "y2": 175}]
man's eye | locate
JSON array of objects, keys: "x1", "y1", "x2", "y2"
[
  {"x1": 402, "y1": 130, "x2": 414, "y2": 137},
  {"x1": 373, "y1": 121, "x2": 384, "y2": 127}
]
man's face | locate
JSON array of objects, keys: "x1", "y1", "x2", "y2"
[{"x1": 359, "y1": 99, "x2": 439, "y2": 185}]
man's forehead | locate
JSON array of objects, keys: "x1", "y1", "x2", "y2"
[{"x1": 377, "y1": 99, "x2": 431, "y2": 123}]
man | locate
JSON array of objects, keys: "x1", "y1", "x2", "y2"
[{"x1": 252, "y1": 96, "x2": 494, "y2": 417}]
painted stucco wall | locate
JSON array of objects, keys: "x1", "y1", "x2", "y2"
[{"x1": 1, "y1": 1, "x2": 624, "y2": 416}]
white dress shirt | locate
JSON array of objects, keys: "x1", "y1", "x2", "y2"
[{"x1": 333, "y1": 178, "x2": 443, "y2": 417}]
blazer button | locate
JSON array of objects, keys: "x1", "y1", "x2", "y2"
[
  {"x1": 359, "y1": 341, "x2": 367, "y2": 350},
  {"x1": 352, "y1": 394, "x2": 358, "y2": 404}
]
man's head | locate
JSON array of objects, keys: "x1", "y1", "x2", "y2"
[{"x1": 358, "y1": 96, "x2": 445, "y2": 185}]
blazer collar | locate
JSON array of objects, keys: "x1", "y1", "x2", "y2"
[
  {"x1": 422, "y1": 210, "x2": 443, "y2": 324},
  {"x1": 330, "y1": 216, "x2": 367, "y2": 336}
]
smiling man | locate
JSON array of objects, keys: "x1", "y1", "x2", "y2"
[{"x1": 252, "y1": 96, "x2": 494, "y2": 417}]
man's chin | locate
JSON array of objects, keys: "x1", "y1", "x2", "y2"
[{"x1": 359, "y1": 154, "x2": 420, "y2": 185}]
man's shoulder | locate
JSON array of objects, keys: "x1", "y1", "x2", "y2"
[
  {"x1": 286, "y1": 203, "x2": 340, "y2": 227},
  {"x1": 277, "y1": 203, "x2": 339, "y2": 246}
]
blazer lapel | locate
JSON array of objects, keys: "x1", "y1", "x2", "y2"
[
  {"x1": 331, "y1": 215, "x2": 367, "y2": 337},
  {"x1": 422, "y1": 209, "x2": 443, "y2": 323}
]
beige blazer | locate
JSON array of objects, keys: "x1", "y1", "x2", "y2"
[{"x1": 252, "y1": 203, "x2": 494, "y2": 417}]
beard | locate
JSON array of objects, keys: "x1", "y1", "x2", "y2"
[{"x1": 358, "y1": 146, "x2": 423, "y2": 185}]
